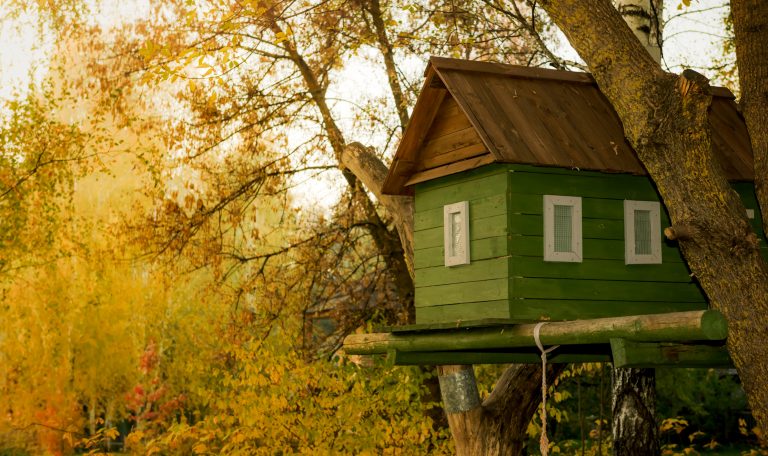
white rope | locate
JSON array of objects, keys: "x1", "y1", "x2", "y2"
[{"x1": 533, "y1": 322, "x2": 560, "y2": 456}]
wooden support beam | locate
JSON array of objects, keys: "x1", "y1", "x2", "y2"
[
  {"x1": 343, "y1": 310, "x2": 727, "y2": 355},
  {"x1": 610, "y1": 338, "x2": 733, "y2": 368},
  {"x1": 391, "y1": 350, "x2": 611, "y2": 365}
]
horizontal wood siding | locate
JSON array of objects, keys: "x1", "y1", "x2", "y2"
[
  {"x1": 414, "y1": 166, "x2": 510, "y2": 323},
  {"x1": 413, "y1": 163, "x2": 765, "y2": 325},
  {"x1": 415, "y1": 94, "x2": 489, "y2": 174},
  {"x1": 414, "y1": 236, "x2": 507, "y2": 269},
  {"x1": 507, "y1": 165, "x2": 707, "y2": 321},
  {"x1": 415, "y1": 301, "x2": 511, "y2": 324},
  {"x1": 506, "y1": 299, "x2": 706, "y2": 321}
]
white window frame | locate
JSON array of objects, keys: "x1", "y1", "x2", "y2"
[
  {"x1": 444, "y1": 201, "x2": 470, "y2": 267},
  {"x1": 543, "y1": 195, "x2": 582, "y2": 263},
  {"x1": 624, "y1": 200, "x2": 662, "y2": 265}
]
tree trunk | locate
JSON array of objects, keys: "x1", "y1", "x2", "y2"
[
  {"x1": 731, "y1": 1, "x2": 768, "y2": 233},
  {"x1": 615, "y1": 0, "x2": 662, "y2": 62},
  {"x1": 438, "y1": 364, "x2": 564, "y2": 456},
  {"x1": 539, "y1": 0, "x2": 768, "y2": 437},
  {"x1": 612, "y1": 368, "x2": 659, "y2": 455},
  {"x1": 613, "y1": 3, "x2": 662, "y2": 454}
]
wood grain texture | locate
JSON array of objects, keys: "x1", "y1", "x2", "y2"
[
  {"x1": 381, "y1": 58, "x2": 754, "y2": 196},
  {"x1": 343, "y1": 309, "x2": 728, "y2": 355}
]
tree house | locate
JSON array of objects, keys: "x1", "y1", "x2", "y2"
[{"x1": 345, "y1": 57, "x2": 760, "y2": 367}]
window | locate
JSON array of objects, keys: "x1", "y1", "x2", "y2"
[
  {"x1": 444, "y1": 201, "x2": 470, "y2": 266},
  {"x1": 624, "y1": 200, "x2": 662, "y2": 264},
  {"x1": 544, "y1": 195, "x2": 582, "y2": 262}
]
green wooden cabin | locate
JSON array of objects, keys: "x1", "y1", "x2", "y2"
[{"x1": 382, "y1": 57, "x2": 761, "y2": 327}]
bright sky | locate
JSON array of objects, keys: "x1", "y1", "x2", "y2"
[
  {"x1": 0, "y1": 0, "x2": 733, "y2": 210},
  {"x1": 0, "y1": 9, "x2": 52, "y2": 101},
  {"x1": 0, "y1": 0, "x2": 733, "y2": 98}
]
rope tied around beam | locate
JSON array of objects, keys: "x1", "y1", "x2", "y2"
[{"x1": 534, "y1": 322, "x2": 560, "y2": 456}]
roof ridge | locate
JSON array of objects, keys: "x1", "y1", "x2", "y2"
[{"x1": 428, "y1": 56, "x2": 735, "y2": 99}]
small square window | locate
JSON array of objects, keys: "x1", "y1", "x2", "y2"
[
  {"x1": 444, "y1": 201, "x2": 470, "y2": 266},
  {"x1": 624, "y1": 200, "x2": 662, "y2": 264},
  {"x1": 544, "y1": 195, "x2": 582, "y2": 262}
]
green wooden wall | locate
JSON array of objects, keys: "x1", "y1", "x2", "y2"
[
  {"x1": 413, "y1": 164, "x2": 766, "y2": 325},
  {"x1": 414, "y1": 165, "x2": 511, "y2": 323}
]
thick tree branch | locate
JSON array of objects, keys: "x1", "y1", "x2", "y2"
[
  {"x1": 263, "y1": 8, "x2": 415, "y2": 322},
  {"x1": 341, "y1": 142, "x2": 414, "y2": 277}
]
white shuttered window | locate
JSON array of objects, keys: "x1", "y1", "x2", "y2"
[
  {"x1": 444, "y1": 201, "x2": 470, "y2": 266},
  {"x1": 624, "y1": 200, "x2": 662, "y2": 264},
  {"x1": 544, "y1": 195, "x2": 582, "y2": 262}
]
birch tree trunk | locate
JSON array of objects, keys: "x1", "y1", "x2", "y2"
[
  {"x1": 612, "y1": 368, "x2": 659, "y2": 454},
  {"x1": 612, "y1": 2, "x2": 662, "y2": 454},
  {"x1": 539, "y1": 0, "x2": 768, "y2": 437}
]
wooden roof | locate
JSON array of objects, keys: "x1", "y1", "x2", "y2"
[{"x1": 382, "y1": 57, "x2": 754, "y2": 195}]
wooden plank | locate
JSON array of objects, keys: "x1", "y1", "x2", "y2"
[
  {"x1": 414, "y1": 236, "x2": 507, "y2": 269},
  {"x1": 418, "y1": 126, "x2": 484, "y2": 162},
  {"x1": 419, "y1": 143, "x2": 488, "y2": 171},
  {"x1": 406, "y1": 154, "x2": 496, "y2": 187},
  {"x1": 508, "y1": 299, "x2": 706, "y2": 321},
  {"x1": 509, "y1": 163, "x2": 632, "y2": 178},
  {"x1": 508, "y1": 235, "x2": 686, "y2": 263},
  {"x1": 509, "y1": 171, "x2": 659, "y2": 200},
  {"x1": 610, "y1": 339, "x2": 732, "y2": 368},
  {"x1": 415, "y1": 300, "x2": 511, "y2": 324},
  {"x1": 424, "y1": 111, "x2": 475, "y2": 142},
  {"x1": 415, "y1": 193, "x2": 506, "y2": 230},
  {"x1": 344, "y1": 310, "x2": 729, "y2": 355},
  {"x1": 509, "y1": 256, "x2": 694, "y2": 283},
  {"x1": 392, "y1": 350, "x2": 611, "y2": 365},
  {"x1": 440, "y1": 71, "x2": 531, "y2": 162},
  {"x1": 415, "y1": 170, "x2": 507, "y2": 211},
  {"x1": 415, "y1": 163, "x2": 507, "y2": 194},
  {"x1": 384, "y1": 318, "x2": 521, "y2": 333},
  {"x1": 416, "y1": 257, "x2": 510, "y2": 287},
  {"x1": 433, "y1": 95, "x2": 461, "y2": 119},
  {"x1": 415, "y1": 213, "x2": 507, "y2": 248},
  {"x1": 509, "y1": 193, "x2": 673, "y2": 225},
  {"x1": 416, "y1": 278, "x2": 508, "y2": 307},
  {"x1": 508, "y1": 213, "x2": 626, "y2": 240},
  {"x1": 381, "y1": 67, "x2": 447, "y2": 195},
  {"x1": 430, "y1": 56, "x2": 596, "y2": 85},
  {"x1": 510, "y1": 277, "x2": 705, "y2": 302}
]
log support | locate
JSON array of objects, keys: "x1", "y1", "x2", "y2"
[
  {"x1": 344, "y1": 310, "x2": 727, "y2": 355},
  {"x1": 343, "y1": 310, "x2": 730, "y2": 368}
]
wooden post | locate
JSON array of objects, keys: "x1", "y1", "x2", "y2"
[{"x1": 437, "y1": 365, "x2": 482, "y2": 456}]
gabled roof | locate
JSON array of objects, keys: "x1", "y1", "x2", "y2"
[{"x1": 382, "y1": 57, "x2": 754, "y2": 195}]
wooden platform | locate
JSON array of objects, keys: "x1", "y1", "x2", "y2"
[{"x1": 346, "y1": 310, "x2": 731, "y2": 368}]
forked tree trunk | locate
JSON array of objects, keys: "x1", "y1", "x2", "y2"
[
  {"x1": 540, "y1": 0, "x2": 768, "y2": 437},
  {"x1": 438, "y1": 364, "x2": 564, "y2": 455}
]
